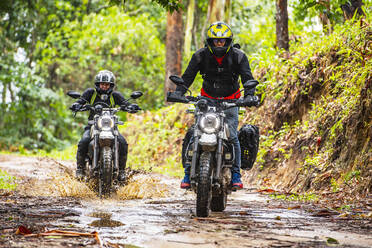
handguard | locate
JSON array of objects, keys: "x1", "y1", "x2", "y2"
[
  {"x1": 236, "y1": 95, "x2": 260, "y2": 107},
  {"x1": 166, "y1": 91, "x2": 189, "y2": 103}
]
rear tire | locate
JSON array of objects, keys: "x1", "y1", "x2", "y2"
[
  {"x1": 211, "y1": 192, "x2": 227, "y2": 212},
  {"x1": 99, "y1": 146, "x2": 113, "y2": 198},
  {"x1": 196, "y1": 152, "x2": 212, "y2": 217},
  {"x1": 211, "y1": 167, "x2": 229, "y2": 212}
]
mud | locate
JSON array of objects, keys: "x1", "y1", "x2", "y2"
[{"x1": 0, "y1": 155, "x2": 371, "y2": 247}]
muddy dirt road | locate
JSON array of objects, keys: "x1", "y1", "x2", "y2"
[{"x1": 0, "y1": 155, "x2": 371, "y2": 248}]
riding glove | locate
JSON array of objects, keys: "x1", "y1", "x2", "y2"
[
  {"x1": 70, "y1": 102, "x2": 82, "y2": 112},
  {"x1": 237, "y1": 95, "x2": 258, "y2": 107},
  {"x1": 126, "y1": 104, "x2": 141, "y2": 113}
]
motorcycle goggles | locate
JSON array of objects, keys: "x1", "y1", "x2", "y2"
[{"x1": 212, "y1": 38, "x2": 226, "y2": 45}]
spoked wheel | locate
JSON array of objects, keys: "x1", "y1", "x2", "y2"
[
  {"x1": 99, "y1": 146, "x2": 113, "y2": 198},
  {"x1": 196, "y1": 152, "x2": 212, "y2": 217}
]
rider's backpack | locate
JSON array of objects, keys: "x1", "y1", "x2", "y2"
[{"x1": 238, "y1": 124, "x2": 259, "y2": 170}]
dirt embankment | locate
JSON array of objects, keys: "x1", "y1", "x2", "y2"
[{"x1": 243, "y1": 22, "x2": 371, "y2": 206}]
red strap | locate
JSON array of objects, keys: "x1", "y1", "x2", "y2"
[
  {"x1": 213, "y1": 54, "x2": 226, "y2": 65},
  {"x1": 201, "y1": 88, "x2": 241, "y2": 100}
]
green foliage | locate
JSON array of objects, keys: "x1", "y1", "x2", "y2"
[
  {"x1": 343, "y1": 170, "x2": 360, "y2": 184},
  {"x1": 269, "y1": 192, "x2": 319, "y2": 202},
  {"x1": 0, "y1": 170, "x2": 17, "y2": 190},
  {"x1": 233, "y1": 0, "x2": 276, "y2": 55},
  {"x1": 36, "y1": 6, "x2": 166, "y2": 109},
  {"x1": 0, "y1": 68, "x2": 78, "y2": 151},
  {"x1": 35, "y1": 145, "x2": 77, "y2": 161},
  {"x1": 292, "y1": 0, "x2": 344, "y2": 23},
  {"x1": 251, "y1": 13, "x2": 371, "y2": 197},
  {"x1": 120, "y1": 104, "x2": 191, "y2": 177},
  {"x1": 110, "y1": 0, "x2": 183, "y2": 12}
]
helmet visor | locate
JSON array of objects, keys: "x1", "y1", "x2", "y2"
[{"x1": 213, "y1": 38, "x2": 226, "y2": 47}]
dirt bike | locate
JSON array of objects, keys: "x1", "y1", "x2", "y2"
[
  {"x1": 167, "y1": 75, "x2": 258, "y2": 217},
  {"x1": 67, "y1": 90, "x2": 142, "y2": 197}
]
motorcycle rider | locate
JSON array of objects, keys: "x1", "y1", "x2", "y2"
[
  {"x1": 70, "y1": 70, "x2": 139, "y2": 182},
  {"x1": 174, "y1": 22, "x2": 258, "y2": 190}
]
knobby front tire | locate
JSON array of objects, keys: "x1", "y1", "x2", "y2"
[
  {"x1": 99, "y1": 146, "x2": 113, "y2": 198},
  {"x1": 196, "y1": 152, "x2": 212, "y2": 217}
]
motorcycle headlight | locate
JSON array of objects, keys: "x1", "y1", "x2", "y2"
[
  {"x1": 199, "y1": 113, "x2": 220, "y2": 134},
  {"x1": 97, "y1": 116, "x2": 114, "y2": 130}
]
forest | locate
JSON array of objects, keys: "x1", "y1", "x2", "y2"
[
  {"x1": 0, "y1": 0, "x2": 371, "y2": 246},
  {"x1": 1, "y1": 0, "x2": 370, "y2": 191},
  {"x1": 0, "y1": 0, "x2": 371, "y2": 194}
]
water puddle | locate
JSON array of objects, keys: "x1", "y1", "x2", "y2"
[
  {"x1": 56, "y1": 197, "x2": 192, "y2": 247},
  {"x1": 52, "y1": 174, "x2": 191, "y2": 247},
  {"x1": 88, "y1": 212, "x2": 124, "y2": 227}
]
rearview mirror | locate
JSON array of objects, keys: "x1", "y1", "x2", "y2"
[
  {"x1": 169, "y1": 75, "x2": 184, "y2": 86},
  {"x1": 67, "y1": 91, "x2": 81, "y2": 99},
  {"x1": 243, "y1": 80, "x2": 259, "y2": 90},
  {"x1": 130, "y1": 91, "x2": 143, "y2": 99}
]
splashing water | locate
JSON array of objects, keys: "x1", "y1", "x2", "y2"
[
  {"x1": 17, "y1": 172, "x2": 97, "y2": 199},
  {"x1": 115, "y1": 174, "x2": 169, "y2": 200},
  {"x1": 17, "y1": 171, "x2": 169, "y2": 200}
]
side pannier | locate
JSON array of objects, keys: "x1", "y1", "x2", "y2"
[{"x1": 238, "y1": 124, "x2": 259, "y2": 170}]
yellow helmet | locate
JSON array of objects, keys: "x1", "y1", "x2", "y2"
[{"x1": 206, "y1": 21, "x2": 233, "y2": 57}]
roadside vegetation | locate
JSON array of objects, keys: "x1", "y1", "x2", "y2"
[
  {"x1": 0, "y1": 169, "x2": 17, "y2": 191},
  {"x1": 0, "y1": 1, "x2": 370, "y2": 207},
  {"x1": 246, "y1": 15, "x2": 371, "y2": 207}
]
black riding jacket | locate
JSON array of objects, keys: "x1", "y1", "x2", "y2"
[
  {"x1": 74, "y1": 88, "x2": 128, "y2": 120},
  {"x1": 179, "y1": 47, "x2": 255, "y2": 98}
]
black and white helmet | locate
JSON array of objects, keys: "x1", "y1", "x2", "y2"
[{"x1": 94, "y1": 70, "x2": 116, "y2": 94}]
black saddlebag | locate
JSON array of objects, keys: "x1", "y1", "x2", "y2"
[{"x1": 238, "y1": 124, "x2": 259, "y2": 170}]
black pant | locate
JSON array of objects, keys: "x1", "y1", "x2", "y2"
[{"x1": 76, "y1": 127, "x2": 128, "y2": 170}]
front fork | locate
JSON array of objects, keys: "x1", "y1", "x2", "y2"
[
  {"x1": 114, "y1": 134, "x2": 119, "y2": 178},
  {"x1": 93, "y1": 134, "x2": 99, "y2": 172},
  {"x1": 190, "y1": 135, "x2": 199, "y2": 189},
  {"x1": 214, "y1": 117, "x2": 225, "y2": 184},
  {"x1": 214, "y1": 137, "x2": 223, "y2": 184}
]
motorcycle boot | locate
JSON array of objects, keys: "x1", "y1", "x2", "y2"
[
  {"x1": 118, "y1": 160, "x2": 126, "y2": 183},
  {"x1": 76, "y1": 153, "x2": 86, "y2": 180},
  {"x1": 180, "y1": 163, "x2": 191, "y2": 189},
  {"x1": 76, "y1": 129, "x2": 90, "y2": 180},
  {"x1": 118, "y1": 142, "x2": 128, "y2": 184},
  {"x1": 231, "y1": 172, "x2": 243, "y2": 190}
]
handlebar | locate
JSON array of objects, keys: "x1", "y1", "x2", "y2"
[
  {"x1": 167, "y1": 92, "x2": 259, "y2": 109},
  {"x1": 73, "y1": 104, "x2": 140, "y2": 114}
]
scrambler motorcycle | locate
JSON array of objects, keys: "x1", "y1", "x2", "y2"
[
  {"x1": 167, "y1": 75, "x2": 258, "y2": 217},
  {"x1": 67, "y1": 90, "x2": 142, "y2": 197}
]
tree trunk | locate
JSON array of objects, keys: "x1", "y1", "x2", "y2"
[
  {"x1": 164, "y1": 9, "x2": 183, "y2": 98},
  {"x1": 275, "y1": 0, "x2": 289, "y2": 51},
  {"x1": 184, "y1": 0, "x2": 195, "y2": 59},
  {"x1": 224, "y1": 0, "x2": 232, "y2": 24},
  {"x1": 341, "y1": 0, "x2": 365, "y2": 20},
  {"x1": 87, "y1": 0, "x2": 92, "y2": 14},
  {"x1": 319, "y1": 0, "x2": 332, "y2": 34},
  {"x1": 193, "y1": 4, "x2": 201, "y2": 49},
  {"x1": 1, "y1": 82, "x2": 6, "y2": 105},
  {"x1": 208, "y1": 0, "x2": 226, "y2": 23},
  {"x1": 8, "y1": 83, "x2": 14, "y2": 102},
  {"x1": 201, "y1": 0, "x2": 226, "y2": 45}
]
